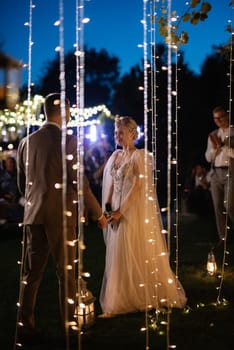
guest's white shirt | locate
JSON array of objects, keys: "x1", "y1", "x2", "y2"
[{"x1": 205, "y1": 127, "x2": 234, "y2": 166}]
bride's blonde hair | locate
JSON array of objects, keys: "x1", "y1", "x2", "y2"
[{"x1": 115, "y1": 116, "x2": 138, "y2": 140}]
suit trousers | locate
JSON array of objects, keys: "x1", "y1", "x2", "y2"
[
  {"x1": 19, "y1": 223, "x2": 77, "y2": 329},
  {"x1": 210, "y1": 168, "x2": 234, "y2": 239}
]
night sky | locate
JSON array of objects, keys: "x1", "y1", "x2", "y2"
[{"x1": 0, "y1": 0, "x2": 232, "y2": 85}]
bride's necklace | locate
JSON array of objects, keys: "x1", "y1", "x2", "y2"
[
  {"x1": 113, "y1": 147, "x2": 136, "y2": 169},
  {"x1": 121, "y1": 146, "x2": 136, "y2": 156}
]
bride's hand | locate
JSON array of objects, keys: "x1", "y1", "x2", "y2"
[{"x1": 108, "y1": 210, "x2": 122, "y2": 223}]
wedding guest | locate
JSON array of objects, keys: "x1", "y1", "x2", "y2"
[
  {"x1": 205, "y1": 106, "x2": 234, "y2": 246},
  {"x1": 85, "y1": 146, "x2": 111, "y2": 203},
  {"x1": 99, "y1": 116, "x2": 187, "y2": 318},
  {"x1": 16, "y1": 93, "x2": 107, "y2": 344},
  {"x1": 183, "y1": 163, "x2": 213, "y2": 216},
  {"x1": 0, "y1": 156, "x2": 23, "y2": 223}
]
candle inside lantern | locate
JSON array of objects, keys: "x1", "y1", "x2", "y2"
[{"x1": 206, "y1": 250, "x2": 217, "y2": 276}]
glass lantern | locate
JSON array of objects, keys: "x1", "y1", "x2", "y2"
[
  {"x1": 206, "y1": 250, "x2": 217, "y2": 276},
  {"x1": 0, "y1": 52, "x2": 22, "y2": 110},
  {"x1": 75, "y1": 279, "x2": 96, "y2": 329}
]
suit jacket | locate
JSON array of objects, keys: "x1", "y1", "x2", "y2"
[{"x1": 17, "y1": 123, "x2": 102, "y2": 226}]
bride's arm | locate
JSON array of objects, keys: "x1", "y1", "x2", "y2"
[
  {"x1": 119, "y1": 150, "x2": 152, "y2": 215},
  {"x1": 108, "y1": 173, "x2": 141, "y2": 222},
  {"x1": 119, "y1": 168, "x2": 142, "y2": 214}
]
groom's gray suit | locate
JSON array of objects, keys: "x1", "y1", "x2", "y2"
[{"x1": 17, "y1": 121, "x2": 102, "y2": 330}]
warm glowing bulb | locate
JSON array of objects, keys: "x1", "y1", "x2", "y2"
[
  {"x1": 67, "y1": 240, "x2": 75, "y2": 247},
  {"x1": 82, "y1": 18, "x2": 90, "y2": 24},
  {"x1": 66, "y1": 154, "x2": 73, "y2": 160},
  {"x1": 79, "y1": 302, "x2": 85, "y2": 309},
  {"x1": 54, "y1": 20, "x2": 61, "y2": 26},
  {"x1": 82, "y1": 272, "x2": 91, "y2": 278},
  {"x1": 67, "y1": 298, "x2": 74, "y2": 305},
  {"x1": 55, "y1": 183, "x2": 62, "y2": 189}
]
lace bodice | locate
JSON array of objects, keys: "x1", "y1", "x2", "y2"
[{"x1": 111, "y1": 162, "x2": 129, "y2": 193}]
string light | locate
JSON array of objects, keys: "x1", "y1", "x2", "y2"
[
  {"x1": 215, "y1": 4, "x2": 233, "y2": 304},
  {"x1": 142, "y1": 1, "x2": 184, "y2": 349},
  {"x1": 0, "y1": 96, "x2": 113, "y2": 147},
  {"x1": 142, "y1": 1, "x2": 151, "y2": 349},
  {"x1": 8, "y1": 1, "x2": 233, "y2": 350},
  {"x1": 75, "y1": 0, "x2": 86, "y2": 336},
  {"x1": 13, "y1": 2, "x2": 35, "y2": 349}
]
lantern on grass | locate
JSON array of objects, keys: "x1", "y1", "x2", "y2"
[
  {"x1": 206, "y1": 249, "x2": 217, "y2": 276},
  {"x1": 75, "y1": 279, "x2": 96, "y2": 329},
  {"x1": 0, "y1": 52, "x2": 23, "y2": 110}
]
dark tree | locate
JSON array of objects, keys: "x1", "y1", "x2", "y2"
[
  {"x1": 34, "y1": 47, "x2": 120, "y2": 107},
  {"x1": 111, "y1": 63, "x2": 144, "y2": 125},
  {"x1": 199, "y1": 44, "x2": 231, "y2": 121},
  {"x1": 84, "y1": 48, "x2": 120, "y2": 107}
]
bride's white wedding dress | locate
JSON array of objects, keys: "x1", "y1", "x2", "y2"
[{"x1": 100, "y1": 148, "x2": 187, "y2": 315}]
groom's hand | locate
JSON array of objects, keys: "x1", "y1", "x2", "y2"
[{"x1": 97, "y1": 214, "x2": 108, "y2": 229}]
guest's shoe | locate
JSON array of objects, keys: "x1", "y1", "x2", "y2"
[{"x1": 97, "y1": 312, "x2": 115, "y2": 318}]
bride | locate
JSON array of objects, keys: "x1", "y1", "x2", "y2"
[{"x1": 99, "y1": 116, "x2": 187, "y2": 318}]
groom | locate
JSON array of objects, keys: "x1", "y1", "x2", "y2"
[{"x1": 16, "y1": 93, "x2": 107, "y2": 344}]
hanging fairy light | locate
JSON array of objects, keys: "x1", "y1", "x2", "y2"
[
  {"x1": 215, "y1": 5, "x2": 233, "y2": 304},
  {"x1": 142, "y1": 2, "x2": 159, "y2": 349},
  {"x1": 0, "y1": 96, "x2": 113, "y2": 146},
  {"x1": 74, "y1": 0, "x2": 98, "y2": 334},
  {"x1": 14, "y1": 1, "x2": 35, "y2": 349}
]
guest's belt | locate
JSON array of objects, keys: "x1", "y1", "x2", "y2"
[{"x1": 214, "y1": 166, "x2": 228, "y2": 169}]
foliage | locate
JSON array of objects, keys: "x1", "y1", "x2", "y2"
[{"x1": 155, "y1": 0, "x2": 212, "y2": 47}]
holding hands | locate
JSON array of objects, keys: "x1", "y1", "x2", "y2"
[
  {"x1": 107, "y1": 209, "x2": 122, "y2": 224},
  {"x1": 98, "y1": 214, "x2": 108, "y2": 229},
  {"x1": 104, "y1": 203, "x2": 122, "y2": 225}
]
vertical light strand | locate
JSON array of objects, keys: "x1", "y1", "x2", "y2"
[
  {"x1": 14, "y1": 1, "x2": 34, "y2": 348},
  {"x1": 167, "y1": 0, "x2": 172, "y2": 256},
  {"x1": 149, "y1": 0, "x2": 162, "y2": 332},
  {"x1": 58, "y1": 0, "x2": 70, "y2": 346},
  {"x1": 75, "y1": 0, "x2": 86, "y2": 335},
  {"x1": 216, "y1": 7, "x2": 233, "y2": 305},
  {"x1": 150, "y1": 0, "x2": 158, "y2": 187},
  {"x1": 173, "y1": 51, "x2": 179, "y2": 278},
  {"x1": 25, "y1": 0, "x2": 34, "y2": 221},
  {"x1": 142, "y1": 1, "x2": 150, "y2": 349},
  {"x1": 166, "y1": 1, "x2": 172, "y2": 349}
]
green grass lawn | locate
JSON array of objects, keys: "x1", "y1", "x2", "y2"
[{"x1": 0, "y1": 213, "x2": 234, "y2": 350}]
